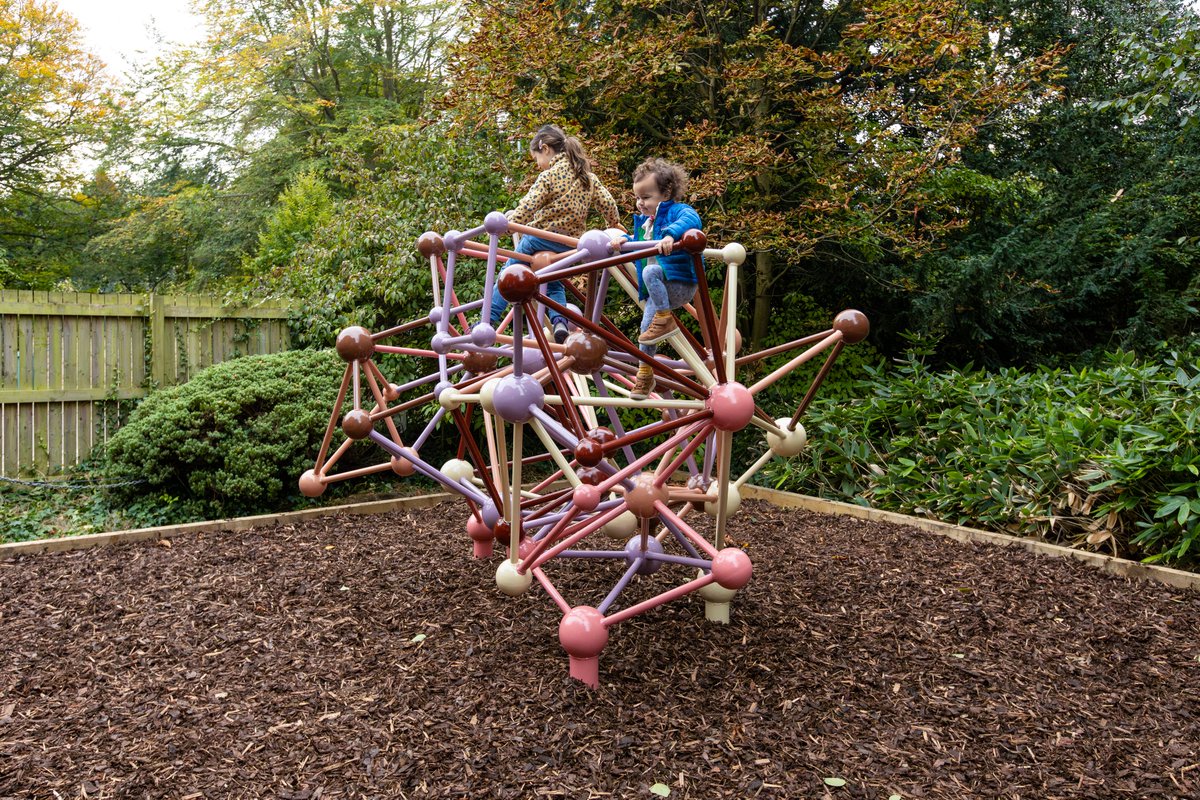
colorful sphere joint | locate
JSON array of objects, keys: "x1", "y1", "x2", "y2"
[{"x1": 300, "y1": 215, "x2": 868, "y2": 687}]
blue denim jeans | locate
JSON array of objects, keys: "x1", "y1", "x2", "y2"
[
  {"x1": 489, "y1": 234, "x2": 571, "y2": 326},
  {"x1": 640, "y1": 263, "x2": 696, "y2": 355}
]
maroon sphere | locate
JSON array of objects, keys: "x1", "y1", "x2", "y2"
[
  {"x1": 335, "y1": 326, "x2": 374, "y2": 363},
  {"x1": 497, "y1": 264, "x2": 540, "y2": 304},
  {"x1": 832, "y1": 309, "x2": 870, "y2": 344},
  {"x1": 678, "y1": 229, "x2": 707, "y2": 254},
  {"x1": 576, "y1": 466, "x2": 606, "y2": 486},
  {"x1": 491, "y1": 519, "x2": 524, "y2": 544},
  {"x1": 416, "y1": 231, "x2": 445, "y2": 257},
  {"x1": 565, "y1": 332, "x2": 607, "y2": 374},
  {"x1": 574, "y1": 438, "x2": 604, "y2": 468},
  {"x1": 585, "y1": 426, "x2": 617, "y2": 446},
  {"x1": 341, "y1": 408, "x2": 374, "y2": 440}
]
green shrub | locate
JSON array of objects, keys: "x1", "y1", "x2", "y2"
[
  {"x1": 104, "y1": 348, "x2": 355, "y2": 519},
  {"x1": 763, "y1": 347, "x2": 1200, "y2": 566}
]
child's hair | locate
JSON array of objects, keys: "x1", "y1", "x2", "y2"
[
  {"x1": 530, "y1": 124, "x2": 592, "y2": 186},
  {"x1": 632, "y1": 158, "x2": 689, "y2": 201}
]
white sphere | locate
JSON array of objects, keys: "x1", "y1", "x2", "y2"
[
  {"x1": 495, "y1": 560, "x2": 532, "y2": 596},
  {"x1": 697, "y1": 568, "x2": 737, "y2": 602},
  {"x1": 479, "y1": 377, "x2": 502, "y2": 414},
  {"x1": 721, "y1": 242, "x2": 747, "y2": 266},
  {"x1": 703, "y1": 483, "x2": 742, "y2": 518},
  {"x1": 437, "y1": 386, "x2": 461, "y2": 411},
  {"x1": 766, "y1": 418, "x2": 807, "y2": 457},
  {"x1": 601, "y1": 498, "x2": 639, "y2": 540},
  {"x1": 441, "y1": 458, "x2": 475, "y2": 483}
]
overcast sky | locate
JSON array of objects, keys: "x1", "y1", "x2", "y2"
[{"x1": 53, "y1": 0, "x2": 205, "y2": 77}]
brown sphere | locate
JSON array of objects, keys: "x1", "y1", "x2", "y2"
[
  {"x1": 497, "y1": 264, "x2": 540, "y2": 304},
  {"x1": 529, "y1": 250, "x2": 557, "y2": 271},
  {"x1": 832, "y1": 309, "x2": 870, "y2": 345},
  {"x1": 417, "y1": 231, "x2": 445, "y2": 257},
  {"x1": 576, "y1": 466, "x2": 606, "y2": 486},
  {"x1": 341, "y1": 409, "x2": 374, "y2": 440},
  {"x1": 625, "y1": 472, "x2": 668, "y2": 519},
  {"x1": 390, "y1": 456, "x2": 415, "y2": 476},
  {"x1": 574, "y1": 438, "x2": 604, "y2": 468},
  {"x1": 335, "y1": 326, "x2": 375, "y2": 362},
  {"x1": 564, "y1": 331, "x2": 608, "y2": 374},
  {"x1": 585, "y1": 426, "x2": 617, "y2": 446},
  {"x1": 678, "y1": 229, "x2": 707, "y2": 254},
  {"x1": 463, "y1": 350, "x2": 500, "y2": 375},
  {"x1": 298, "y1": 469, "x2": 326, "y2": 498}
]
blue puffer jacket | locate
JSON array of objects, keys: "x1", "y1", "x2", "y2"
[{"x1": 629, "y1": 200, "x2": 703, "y2": 300}]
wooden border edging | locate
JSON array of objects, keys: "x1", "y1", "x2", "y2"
[
  {"x1": 741, "y1": 485, "x2": 1200, "y2": 592},
  {"x1": 5, "y1": 483, "x2": 1198, "y2": 593},
  {"x1": 0, "y1": 492, "x2": 454, "y2": 560}
]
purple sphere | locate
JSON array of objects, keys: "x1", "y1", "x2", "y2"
[
  {"x1": 443, "y1": 230, "x2": 464, "y2": 253},
  {"x1": 484, "y1": 211, "x2": 509, "y2": 235},
  {"x1": 481, "y1": 501, "x2": 500, "y2": 528},
  {"x1": 471, "y1": 323, "x2": 496, "y2": 347},
  {"x1": 428, "y1": 307, "x2": 443, "y2": 325},
  {"x1": 624, "y1": 535, "x2": 665, "y2": 575},
  {"x1": 431, "y1": 331, "x2": 453, "y2": 354},
  {"x1": 492, "y1": 374, "x2": 545, "y2": 423},
  {"x1": 521, "y1": 345, "x2": 546, "y2": 374},
  {"x1": 577, "y1": 229, "x2": 612, "y2": 262}
]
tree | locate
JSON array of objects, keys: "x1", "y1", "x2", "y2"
[
  {"x1": 0, "y1": 0, "x2": 110, "y2": 196},
  {"x1": 445, "y1": 0, "x2": 1062, "y2": 349}
]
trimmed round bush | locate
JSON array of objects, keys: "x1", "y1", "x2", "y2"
[{"x1": 105, "y1": 348, "x2": 348, "y2": 518}]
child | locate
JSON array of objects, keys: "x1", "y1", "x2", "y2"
[
  {"x1": 489, "y1": 124, "x2": 621, "y2": 343},
  {"x1": 611, "y1": 158, "x2": 702, "y2": 400}
]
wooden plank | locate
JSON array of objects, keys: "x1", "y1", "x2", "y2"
[
  {"x1": 0, "y1": 388, "x2": 145, "y2": 403},
  {"x1": 0, "y1": 301, "x2": 147, "y2": 317},
  {"x1": 0, "y1": 312, "x2": 14, "y2": 390},
  {"x1": 741, "y1": 485, "x2": 1200, "y2": 592},
  {"x1": 0, "y1": 491, "x2": 456, "y2": 558}
]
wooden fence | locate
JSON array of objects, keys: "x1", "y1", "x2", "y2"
[{"x1": 0, "y1": 291, "x2": 293, "y2": 477}]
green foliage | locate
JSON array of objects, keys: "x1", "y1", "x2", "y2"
[
  {"x1": 245, "y1": 171, "x2": 334, "y2": 278},
  {"x1": 254, "y1": 121, "x2": 515, "y2": 347},
  {"x1": 764, "y1": 347, "x2": 1200, "y2": 566},
  {"x1": 1095, "y1": 9, "x2": 1200, "y2": 130},
  {"x1": 103, "y1": 348, "x2": 351, "y2": 518}
]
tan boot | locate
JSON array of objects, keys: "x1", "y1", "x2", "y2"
[
  {"x1": 638, "y1": 311, "x2": 677, "y2": 345},
  {"x1": 631, "y1": 365, "x2": 656, "y2": 400}
]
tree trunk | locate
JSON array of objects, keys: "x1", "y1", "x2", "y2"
[{"x1": 751, "y1": 249, "x2": 773, "y2": 351}]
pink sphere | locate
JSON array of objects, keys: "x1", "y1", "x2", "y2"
[
  {"x1": 706, "y1": 382, "x2": 756, "y2": 432},
  {"x1": 711, "y1": 548, "x2": 753, "y2": 590},
  {"x1": 559, "y1": 606, "x2": 608, "y2": 658},
  {"x1": 298, "y1": 469, "x2": 326, "y2": 498},
  {"x1": 390, "y1": 456, "x2": 415, "y2": 476},
  {"x1": 466, "y1": 515, "x2": 493, "y2": 543},
  {"x1": 573, "y1": 483, "x2": 601, "y2": 512}
]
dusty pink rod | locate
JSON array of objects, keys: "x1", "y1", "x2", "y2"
[
  {"x1": 596, "y1": 419, "x2": 712, "y2": 496},
  {"x1": 507, "y1": 222, "x2": 578, "y2": 248},
  {"x1": 314, "y1": 364, "x2": 353, "y2": 472},
  {"x1": 517, "y1": 505, "x2": 582, "y2": 573},
  {"x1": 533, "y1": 568, "x2": 571, "y2": 614},
  {"x1": 655, "y1": 500, "x2": 720, "y2": 557},
  {"x1": 603, "y1": 573, "x2": 715, "y2": 627},
  {"x1": 747, "y1": 330, "x2": 843, "y2": 395},
  {"x1": 527, "y1": 503, "x2": 628, "y2": 572}
]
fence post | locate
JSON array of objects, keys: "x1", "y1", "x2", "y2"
[{"x1": 149, "y1": 293, "x2": 168, "y2": 387}]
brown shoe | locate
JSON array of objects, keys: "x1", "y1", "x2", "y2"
[
  {"x1": 631, "y1": 365, "x2": 656, "y2": 400},
  {"x1": 638, "y1": 312, "x2": 677, "y2": 345}
]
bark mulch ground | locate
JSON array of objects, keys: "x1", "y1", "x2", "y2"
[{"x1": 1, "y1": 500, "x2": 1199, "y2": 799}]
